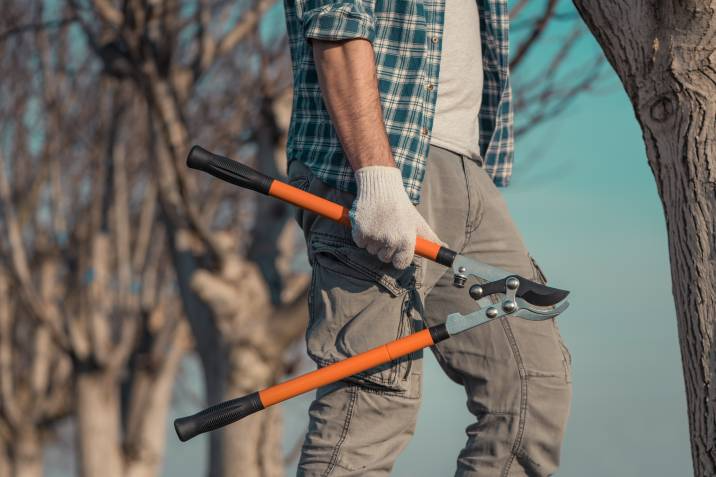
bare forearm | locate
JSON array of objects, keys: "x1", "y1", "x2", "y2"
[{"x1": 312, "y1": 39, "x2": 395, "y2": 170}]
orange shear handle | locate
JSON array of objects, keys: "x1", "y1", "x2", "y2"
[
  {"x1": 174, "y1": 326, "x2": 449, "y2": 442},
  {"x1": 187, "y1": 145, "x2": 456, "y2": 267}
]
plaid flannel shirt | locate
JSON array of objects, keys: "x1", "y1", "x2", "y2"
[{"x1": 283, "y1": 0, "x2": 514, "y2": 203}]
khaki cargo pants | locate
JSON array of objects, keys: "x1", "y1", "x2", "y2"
[{"x1": 288, "y1": 145, "x2": 572, "y2": 476}]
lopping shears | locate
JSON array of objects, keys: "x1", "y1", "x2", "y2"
[{"x1": 174, "y1": 146, "x2": 570, "y2": 442}]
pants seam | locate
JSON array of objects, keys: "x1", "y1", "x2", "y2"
[
  {"x1": 461, "y1": 158, "x2": 475, "y2": 245},
  {"x1": 516, "y1": 447, "x2": 542, "y2": 472},
  {"x1": 323, "y1": 385, "x2": 358, "y2": 477},
  {"x1": 499, "y1": 318, "x2": 529, "y2": 477}
]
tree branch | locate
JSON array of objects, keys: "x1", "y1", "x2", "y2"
[
  {"x1": 193, "y1": 0, "x2": 276, "y2": 79},
  {"x1": 0, "y1": 151, "x2": 69, "y2": 351},
  {"x1": 89, "y1": 0, "x2": 124, "y2": 28},
  {"x1": 0, "y1": 273, "x2": 21, "y2": 431},
  {"x1": 0, "y1": 17, "x2": 78, "y2": 44},
  {"x1": 511, "y1": 0, "x2": 558, "y2": 70}
]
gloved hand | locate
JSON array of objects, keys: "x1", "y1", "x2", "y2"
[{"x1": 350, "y1": 166, "x2": 441, "y2": 269}]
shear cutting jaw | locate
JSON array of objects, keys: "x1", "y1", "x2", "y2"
[
  {"x1": 445, "y1": 258, "x2": 570, "y2": 337},
  {"x1": 451, "y1": 255, "x2": 569, "y2": 306}
]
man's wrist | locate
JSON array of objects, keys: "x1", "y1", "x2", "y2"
[{"x1": 350, "y1": 154, "x2": 396, "y2": 170}]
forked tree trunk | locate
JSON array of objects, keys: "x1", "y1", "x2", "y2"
[
  {"x1": 572, "y1": 1, "x2": 716, "y2": 474},
  {"x1": 73, "y1": 319, "x2": 187, "y2": 477}
]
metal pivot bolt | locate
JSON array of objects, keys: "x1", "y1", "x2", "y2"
[
  {"x1": 486, "y1": 307, "x2": 499, "y2": 319},
  {"x1": 453, "y1": 267, "x2": 468, "y2": 288},
  {"x1": 469, "y1": 285, "x2": 484, "y2": 300},
  {"x1": 506, "y1": 277, "x2": 520, "y2": 290},
  {"x1": 502, "y1": 300, "x2": 517, "y2": 313}
]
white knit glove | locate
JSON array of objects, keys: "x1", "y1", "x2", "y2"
[{"x1": 350, "y1": 166, "x2": 441, "y2": 269}]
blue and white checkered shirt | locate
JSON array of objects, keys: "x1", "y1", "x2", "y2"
[{"x1": 284, "y1": 0, "x2": 514, "y2": 203}]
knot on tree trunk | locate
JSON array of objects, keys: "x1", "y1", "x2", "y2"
[{"x1": 649, "y1": 94, "x2": 677, "y2": 123}]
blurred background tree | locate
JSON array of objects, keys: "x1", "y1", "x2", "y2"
[{"x1": 0, "y1": 1, "x2": 603, "y2": 476}]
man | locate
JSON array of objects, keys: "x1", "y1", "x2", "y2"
[{"x1": 283, "y1": 0, "x2": 572, "y2": 474}]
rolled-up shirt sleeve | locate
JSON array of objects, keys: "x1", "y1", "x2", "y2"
[{"x1": 299, "y1": 0, "x2": 376, "y2": 43}]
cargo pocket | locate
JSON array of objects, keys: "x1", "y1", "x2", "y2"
[{"x1": 306, "y1": 232, "x2": 423, "y2": 395}]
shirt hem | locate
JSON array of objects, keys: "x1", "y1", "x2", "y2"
[{"x1": 429, "y1": 137, "x2": 482, "y2": 164}]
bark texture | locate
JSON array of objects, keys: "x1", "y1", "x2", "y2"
[
  {"x1": 572, "y1": 1, "x2": 716, "y2": 474},
  {"x1": 76, "y1": 373, "x2": 124, "y2": 477}
]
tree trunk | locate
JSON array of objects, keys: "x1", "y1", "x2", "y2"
[
  {"x1": 0, "y1": 439, "x2": 9, "y2": 477},
  {"x1": 11, "y1": 427, "x2": 43, "y2": 477},
  {"x1": 572, "y1": 1, "x2": 716, "y2": 474},
  {"x1": 124, "y1": 322, "x2": 189, "y2": 477},
  {"x1": 147, "y1": 77, "x2": 292, "y2": 476},
  {"x1": 162, "y1": 224, "x2": 229, "y2": 477},
  {"x1": 187, "y1": 261, "x2": 287, "y2": 477},
  {"x1": 75, "y1": 371, "x2": 124, "y2": 477},
  {"x1": 221, "y1": 346, "x2": 284, "y2": 477}
]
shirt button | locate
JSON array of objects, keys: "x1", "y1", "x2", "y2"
[
  {"x1": 426, "y1": 83, "x2": 434, "y2": 91},
  {"x1": 421, "y1": 127, "x2": 428, "y2": 136},
  {"x1": 431, "y1": 36, "x2": 439, "y2": 44}
]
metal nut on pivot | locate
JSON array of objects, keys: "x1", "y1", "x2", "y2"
[
  {"x1": 453, "y1": 275, "x2": 467, "y2": 288},
  {"x1": 486, "y1": 307, "x2": 499, "y2": 319},
  {"x1": 506, "y1": 277, "x2": 520, "y2": 290},
  {"x1": 469, "y1": 285, "x2": 484, "y2": 300},
  {"x1": 502, "y1": 300, "x2": 517, "y2": 313}
]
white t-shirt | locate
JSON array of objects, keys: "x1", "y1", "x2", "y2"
[{"x1": 430, "y1": 0, "x2": 484, "y2": 161}]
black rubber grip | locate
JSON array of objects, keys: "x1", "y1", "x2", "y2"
[
  {"x1": 174, "y1": 391, "x2": 264, "y2": 442},
  {"x1": 428, "y1": 323, "x2": 450, "y2": 344},
  {"x1": 186, "y1": 145, "x2": 273, "y2": 194},
  {"x1": 435, "y1": 247, "x2": 457, "y2": 267}
]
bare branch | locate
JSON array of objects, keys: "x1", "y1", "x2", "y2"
[
  {"x1": 511, "y1": 0, "x2": 558, "y2": 70},
  {"x1": 0, "y1": 16, "x2": 78, "y2": 44},
  {"x1": 193, "y1": 0, "x2": 277, "y2": 79},
  {"x1": 510, "y1": 0, "x2": 531, "y2": 20},
  {"x1": 89, "y1": 0, "x2": 124, "y2": 28},
  {"x1": 0, "y1": 151, "x2": 69, "y2": 350},
  {"x1": 0, "y1": 273, "x2": 21, "y2": 431},
  {"x1": 191, "y1": 0, "x2": 216, "y2": 79},
  {"x1": 131, "y1": 182, "x2": 157, "y2": 272},
  {"x1": 216, "y1": 0, "x2": 276, "y2": 57},
  {"x1": 112, "y1": 139, "x2": 133, "y2": 305}
]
